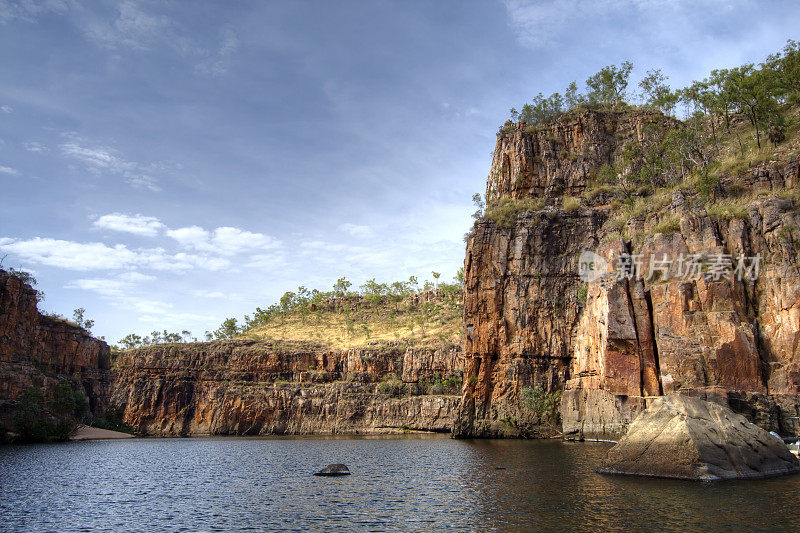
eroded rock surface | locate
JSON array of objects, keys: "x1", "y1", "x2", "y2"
[
  {"x1": 599, "y1": 394, "x2": 800, "y2": 480},
  {"x1": 456, "y1": 108, "x2": 800, "y2": 439},
  {"x1": 111, "y1": 340, "x2": 462, "y2": 436},
  {"x1": 0, "y1": 269, "x2": 112, "y2": 429}
]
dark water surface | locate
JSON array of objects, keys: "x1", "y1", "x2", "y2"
[{"x1": 1, "y1": 436, "x2": 799, "y2": 532}]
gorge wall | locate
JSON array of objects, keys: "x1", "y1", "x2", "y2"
[
  {"x1": 454, "y1": 109, "x2": 800, "y2": 439},
  {"x1": 111, "y1": 339, "x2": 463, "y2": 436},
  {"x1": 0, "y1": 269, "x2": 112, "y2": 430}
]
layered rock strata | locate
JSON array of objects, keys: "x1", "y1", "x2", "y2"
[
  {"x1": 111, "y1": 340, "x2": 463, "y2": 436},
  {"x1": 0, "y1": 270, "x2": 112, "y2": 429},
  {"x1": 455, "y1": 109, "x2": 800, "y2": 439}
]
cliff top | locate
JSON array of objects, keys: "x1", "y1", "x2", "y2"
[{"x1": 243, "y1": 288, "x2": 462, "y2": 350}]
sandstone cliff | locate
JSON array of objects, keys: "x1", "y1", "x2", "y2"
[
  {"x1": 111, "y1": 339, "x2": 462, "y2": 436},
  {"x1": 0, "y1": 269, "x2": 112, "y2": 430},
  {"x1": 455, "y1": 108, "x2": 800, "y2": 439}
]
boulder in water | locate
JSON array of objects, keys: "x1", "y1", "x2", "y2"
[
  {"x1": 598, "y1": 394, "x2": 800, "y2": 480},
  {"x1": 314, "y1": 464, "x2": 351, "y2": 476}
]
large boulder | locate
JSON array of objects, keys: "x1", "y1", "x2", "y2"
[{"x1": 598, "y1": 394, "x2": 800, "y2": 480}]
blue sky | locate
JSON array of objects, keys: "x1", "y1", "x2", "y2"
[{"x1": 0, "y1": 0, "x2": 797, "y2": 343}]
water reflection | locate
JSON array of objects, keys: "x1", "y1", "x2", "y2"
[{"x1": 1, "y1": 436, "x2": 799, "y2": 531}]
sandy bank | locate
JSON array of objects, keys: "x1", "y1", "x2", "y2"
[{"x1": 71, "y1": 426, "x2": 135, "y2": 441}]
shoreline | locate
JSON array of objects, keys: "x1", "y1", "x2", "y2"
[{"x1": 71, "y1": 426, "x2": 136, "y2": 441}]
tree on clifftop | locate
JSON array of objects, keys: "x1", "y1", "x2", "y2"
[{"x1": 586, "y1": 61, "x2": 634, "y2": 104}]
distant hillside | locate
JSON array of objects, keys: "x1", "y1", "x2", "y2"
[{"x1": 243, "y1": 288, "x2": 462, "y2": 351}]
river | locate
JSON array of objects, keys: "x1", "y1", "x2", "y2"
[{"x1": 1, "y1": 436, "x2": 798, "y2": 531}]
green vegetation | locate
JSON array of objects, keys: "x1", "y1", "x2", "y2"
[
  {"x1": 118, "y1": 272, "x2": 463, "y2": 351},
  {"x1": 72, "y1": 307, "x2": 94, "y2": 333},
  {"x1": 493, "y1": 41, "x2": 800, "y2": 234},
  {"x1": 118, "y1": 329, "x2": 195, "y2": 349},
  {"x1": 90, "y1": 406, "x2": 135, "y2": 434},
  {"x1": 1, "y1": 265, "x2": 45, "y2": 302},
  {"x1": 576, "y1": 283, "x2": 588, "y2": 308},
  {"x1": 377, "y1": 375, "x2": 407, "y2": 397},
  {"x1": 485, "y1": 197, "x2": 546, "y2": 229},
  {"x1": 705, "y1": 197, "x2": 750, "y2": 221},
  {"x1": 562, "y1": 196, "x2": 581, "y2": 212},
  {"x1": 11, "y1": 381, "x2": 90, "y2": 443},
  {"x1": 651, "y1": 213, "x2": 681, "y2": 235},
  {"x1": 520, "y1": 385, "x2": 562, "y2": 428}
]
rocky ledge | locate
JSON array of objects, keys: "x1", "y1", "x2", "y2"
[{"x1": 111, "y1": 339, "x2": 463, "y2": 436}]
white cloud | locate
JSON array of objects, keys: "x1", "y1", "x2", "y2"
[
  {"x1": 300, "y1": 240, "x2": 355, "y2": 253},
  {"x1": 66, "y1": 278, "x2": 128, "y2": 297},
  {"x1": 60, "y1": 138, "x2": 162, "y2": 192},
  {"x1": 0, "y1": 237, "x2": 137, "y2": 270},
  {"x1": 165, "y1": 225, "x2": 209, "y2": 249},
  {"x1": 117, "y1": 271, "x2": 155, "y2": 282},
  {"x1": 189, "y1": 289, "x2": 227, "y2": 299},
  {"x1": 212, "y1": 226, "x2": 280, "y2": 255},
  {"x1": 167, "y1": 225, "x2": 281, "y2": 255},
  {"x1": 93, "y1": 213, "x2": 164, "y2": 237},
  {"x1": 338, "y1": 223, "x2": 374, "y2": 239},
  {"x1": 0, "y1": 105, "x2": 11, "y2": 113},
  {"x1": 24, "y1": 141, "x2": 47, "y2": 152},
  {"x1": 0, "y1": 237, "x2": 231, "y2": 272},
  {"x1": 0, "y1": 164, "x2": 19, "y2": 175}
]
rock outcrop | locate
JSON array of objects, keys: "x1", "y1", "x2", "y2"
[
  {"x1": 455, "y1": 108, "x2": 800, "y2": 440},
  {"x1": 598, "y1": 394, "x2": 800, "y2": 480},
  {"x1": 111, "y1": 339, "x2": 463, "y2": 436},
  {"x1": 0, "y1": 269, "x2": 112, "y2": 430},
  {"x1": 455, "y1": 109, "x2": 677, "y2": 437}
]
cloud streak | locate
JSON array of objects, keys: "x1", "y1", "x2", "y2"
[
  {"x1": 60, "y1": 138, "x2": 163, "y2": 192},
  {"x1": 0, "y1": 237, "x2": 231, "y2": 272},
  {"x1": 93, "y1": 213, "x2": 165, "y2": 237}
]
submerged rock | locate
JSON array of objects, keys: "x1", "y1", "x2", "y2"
[
  {"x1": 314, "y1": 464, "x2": 351, "y2": 476},
  {"x1": 598, "y1": 394, "x2": 800, "y2": 480}
]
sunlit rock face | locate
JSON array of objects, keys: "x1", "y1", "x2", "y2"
[
  {"x1": 599, "y1": 394, "x2": 800, "y2": 480},
  {"x1": 0, "y1": 270, "x2": 112, "y2": 428},
  {"x1": 111, "y1": 340, "x2": 463, "y2": 436},
  {"x1": 455, "y1": 108, "x2": 800, "y2": 439}
]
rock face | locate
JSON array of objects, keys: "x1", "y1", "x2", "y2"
[
  {"x1": 599, "y1": 394, "x2": 800, "y2": 480},
  {"x1": 562, "y1": 191, "x2": 800, "y2": 440},
  {"x1": 456, "y1": 109, "x2": 676, "y2": 437},
  {"x1": 111, "y1": 340, "x2": 462, "y2": 436},
  {"x1": 0, "y1": 270, "x2": 112, "y2": 429},
  {"x1": 455, "y1": 108, "x2": 800, "y2": 439}
]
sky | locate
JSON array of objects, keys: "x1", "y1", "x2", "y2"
[{"x1": 0, "y1": 0, "x2": 797, "y2": 343}]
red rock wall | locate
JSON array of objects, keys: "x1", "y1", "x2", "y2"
[
  {"x1": 111, "y1": 340, "x2": 463, "y2": 436},
  {"x1": 0, "y1": 270, "x2": 112, "y2": 428},
  {"x1": 457, "y1": 108, "x2": 800, "y2": 439}
]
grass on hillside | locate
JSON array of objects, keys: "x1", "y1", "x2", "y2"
[{"x1": 241, "y1": 292, "x2": 463, "y2": 350}]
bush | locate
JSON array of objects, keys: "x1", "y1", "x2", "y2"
[
  {"x1": 651, "y1": 213, "x2": 681, "y2": 235},
  {"x1": 706, "y1": 199, "x2": 749, "y2": 221},
  {"x1": 378, "y1": 375, "x2": 407, "y2": 397},
  {"x1": 11, "y1": 381, "x2": 93, "y2": 443},
  {"x1": 90, "y1": 406, "x2": 135, "y2": 434},
  {"x1": 519, "y1": 385, "x2": 562, "y2": 427},
  {"x1": 562, "y1": 196, "x2": 581, "y2": 212},
  {"x1": 485, "y1": 197, "x2": 546, "y2": 229}
]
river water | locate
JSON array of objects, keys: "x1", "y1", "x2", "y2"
[{"x1": 1, "y1": 436, "x2": 798, "y2": 531}]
